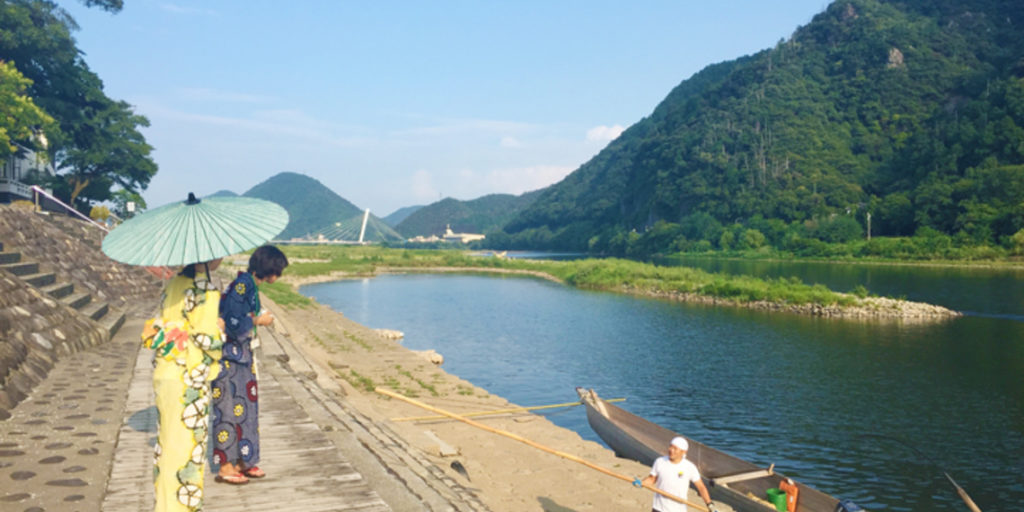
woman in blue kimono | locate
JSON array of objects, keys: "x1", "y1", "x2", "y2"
[{"x1": 210, "y1": 245, "x2": 288, "y2": 484}]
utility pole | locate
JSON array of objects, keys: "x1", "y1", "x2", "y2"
[{"x1": 866, "y1": 212, "x2": 871, "y2": 240}]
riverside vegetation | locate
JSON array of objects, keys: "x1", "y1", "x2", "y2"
[{"x1": 263, "y1": 245, "x2": 959, "y2": 320}]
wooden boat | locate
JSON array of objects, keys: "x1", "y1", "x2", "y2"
[{"x1": 577, "y1": 388, "x2": 862, "y2": 512}]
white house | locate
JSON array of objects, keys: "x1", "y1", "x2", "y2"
[{"x1": 1, "y1": 141, "x2": 55, "y2": 203}]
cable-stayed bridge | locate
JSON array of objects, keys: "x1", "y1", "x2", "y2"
[{"x1": 277, "y1": 209, "x2": 404, "y2": 244}]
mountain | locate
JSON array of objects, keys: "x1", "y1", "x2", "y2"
[
  {"x1": 383, "y1": 205, "x2": 424, "y2": 227},
  {"x1": 242, "y1": 172, "x2": 402, "y2": 242},
  {"x1": 394, "y1": 190, "x2": 543, "y2": 238},
  {"x1": 501, "y1": 0, "x2": 1024, "y2": 252},
  {"x1": 206, "y1": 190, "x2": 238, "y2": 198}
]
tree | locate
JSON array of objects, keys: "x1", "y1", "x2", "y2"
[
  {"x1": 0, "y1": 0, "x2": 156, "y2": 209},
  {"x1": 52, "y1": 98, "x2": 157, "y2": 206},
  {"x1": 0, "y1": 60, "x2": 54, "y2": 158}
]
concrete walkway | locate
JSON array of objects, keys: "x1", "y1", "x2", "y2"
[{"x1": 0, "y1": 313, "x2": 490, "y2": 512}]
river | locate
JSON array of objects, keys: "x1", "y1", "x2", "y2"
[{"x1": 299, "y1": 262, "x2": 1024, "y2": 511}]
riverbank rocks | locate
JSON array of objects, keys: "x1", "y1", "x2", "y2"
[
  {"x1": 413, "y1": 349, "x2": 444, "y2": 365},
  {"x1": 375, "y1": 328, "x2": 404, "y2": 340},
  {"x1": 629, "y1": 286, "x2": 961, "y2": 321}
]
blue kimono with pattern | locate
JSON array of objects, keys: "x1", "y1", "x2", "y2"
[{"x1": 210, "y1": 271, "x2": 261, "y2": 468}]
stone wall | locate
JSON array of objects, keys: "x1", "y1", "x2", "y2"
[
  {"x1": 0, "y1": 206, "x2": 161, "y2": 315},
  {"x1": 0, "y1": 269, "x2": 108, "y2": 419},
  {"x1": 0, "y1": 205, "x2": 163, "y2": 419}
]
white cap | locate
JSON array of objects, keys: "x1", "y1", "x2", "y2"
[{"x1": 670, "y1": 436, "x2": 689, "y2": 451}]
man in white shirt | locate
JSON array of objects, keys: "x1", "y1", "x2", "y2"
[{"x1": 637, "y1": 437, "x2": 717, "y2": 512}]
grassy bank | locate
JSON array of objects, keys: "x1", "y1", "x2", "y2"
[{"x1": 269, "y1": 245, "x2": 859, "y2": 309}]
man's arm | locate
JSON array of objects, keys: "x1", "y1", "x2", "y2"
[
  {"x1": 693, "y1": 478, "x2": 715, "y2": 509},
  {"x1": 641, "y1": 474, "x2": 657, "y2": 487}
]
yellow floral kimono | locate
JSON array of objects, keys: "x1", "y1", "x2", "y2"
[{"x1": 142, "y1": 273, "x2": 223, "y2": 512}]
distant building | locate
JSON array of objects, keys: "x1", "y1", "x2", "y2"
[
  {"x1": 1, "y1": 140, "x2": 55, "y2": 203},
  {"x1": 408, "y1": 234, "x2": 442, "y2": 243},
  {"x1": 405, "y1": 225, "x2": 486, "y2": 244},
  {"x1": 442, "y1": 224, "x2": 485, "y2": 244}
]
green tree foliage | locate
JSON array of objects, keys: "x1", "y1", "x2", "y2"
[
  {"x1": 0, "y1": 0, "x2": 156, "y2": 209},
  {"x1": 497, "y1": 0, "x2": 1024, "y2": 258},
  {"x1": 0, "y1": 60, "x2": 54, "y2": 157}
]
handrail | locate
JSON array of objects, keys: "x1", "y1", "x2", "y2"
[
  {"x1": 30, "y1": 185, "x2": 175, "y2": 280},
  {"x1": 31, "y1": 185, "x2": 108, "y2": 232}
]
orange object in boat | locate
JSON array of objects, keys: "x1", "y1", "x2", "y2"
[{"x1": 779, "y1": 478, "x2": 799, "y2": 512}]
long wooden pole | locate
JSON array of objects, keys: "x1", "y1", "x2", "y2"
[
  {"x1": 375, "y1": 387, "x2": 707, "y2": 511},
  {"x1": 390, "y1": 397, "x2": 626, "y2": 422},
  {"x1": 944, "y1": 473, "x2": 982, "y2": 512}
]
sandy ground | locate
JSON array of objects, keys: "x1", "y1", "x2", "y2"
[{"x1": 258, "y1": 275, "x2": 689, "y2": 512}]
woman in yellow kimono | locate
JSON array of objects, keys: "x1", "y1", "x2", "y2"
[
  {"x1": 143, "y1": 260, "x2": 225, "y2": 511},
  {"x1": 100, "y1": 192, "x2": 289, "y2": 511}
]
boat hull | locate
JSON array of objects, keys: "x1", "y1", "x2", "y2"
[{"x1": 577, "y1": 388, "x2": 853, "y2": 512}]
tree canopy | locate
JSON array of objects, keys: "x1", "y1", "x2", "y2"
[
  {"x1": 0, "y1": 59, "x2": 54, "y2": 158},
  {"x1": 0, "y1": 0, "x2": 155, "y2": 209}
]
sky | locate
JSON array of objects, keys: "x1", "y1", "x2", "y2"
[{"x1": 62, "y1": 0, "x2": 830, "y2": 217}]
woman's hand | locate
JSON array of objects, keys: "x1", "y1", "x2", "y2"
[{"x1": 255, "y1": 311, "x2": 274, "y2": 326}]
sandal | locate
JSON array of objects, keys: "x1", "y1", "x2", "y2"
[
  {"x1": 215, "y1": 473, "x2": 249, "y2": 485},
  {"x1": 243, "y1": 466, "x2": 266, "y2": 478}
]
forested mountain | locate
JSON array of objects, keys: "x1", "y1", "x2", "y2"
[
  {"x1": 242, "y1": 172, "x2": 401, "y2": 242},
  {"x1": 498, "y1": 0, "x2": 1024, "y2": 255},
  {"x1": 383, "y1": 205, "x2": 424, "y2": 227},
  {"x1": 395, "y1": 190, "x2": 543, "y2": 238}
]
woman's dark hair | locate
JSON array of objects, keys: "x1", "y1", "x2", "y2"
[
  {"x1": 248, "y1": 245, "x2": 289, "y2": 279},
  {"x1": 179, "y1": 261, "x2": 213, "y2": 279}
]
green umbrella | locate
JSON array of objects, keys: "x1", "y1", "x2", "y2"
[{"x1": 101, "y1": 193, "x2": 289, "y2": 266}]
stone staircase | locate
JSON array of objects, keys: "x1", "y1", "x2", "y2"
[{"x1": 0, "y1": 241, "x2": 125, "y2": 337}]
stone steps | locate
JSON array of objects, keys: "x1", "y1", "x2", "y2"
[
  {"x1": 0, "y1": 260, "x2": 38, "y2": 276},
  {"x1": 62, "y1": 290, "x2": 92, "y2": 310},
  {"x1": 0, "y1": 245, "x2": 125, "y2": 338},
  {"x1": 20, "y1": 271, "x2": 55, "y2": 288},
  {"x1": 42, "y1": 281, "x2": 74, "y2": 299}
]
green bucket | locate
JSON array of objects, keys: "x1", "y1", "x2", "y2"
[{"x1": 765, "y1": 488, "x2": 787, "y2": 512}]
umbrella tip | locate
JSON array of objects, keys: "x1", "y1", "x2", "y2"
[{"x1": 186, "y1": 192, "x2": 201, "y2": 205}]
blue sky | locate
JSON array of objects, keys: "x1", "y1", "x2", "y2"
[{"x1": 64, "y1": 0, "x2": 829, "y2": 217}]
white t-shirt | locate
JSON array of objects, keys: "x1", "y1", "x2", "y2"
[{"x1": 649, "y1": 455, "x2": 701, "y2": 512}]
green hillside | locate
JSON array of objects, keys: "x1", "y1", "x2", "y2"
[
  {"x1": 395, "y1": 190, "x2": 542, "y2": 238},
  {"x1": 383, "y1": 205, "x2": 424, "y2": 227},
  {"x1": 242, "y1": 172, "x2": 401, "y2": 242},
  {"x1": 499, "y1": 0, "x2": 1024, "y2": 255}
]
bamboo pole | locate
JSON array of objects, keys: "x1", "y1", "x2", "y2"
[
  {"x1": 375, "y1": 387, "x2": 707, "y2": 511},
  {"x1": 390, "y1": 397, "x2": 625, "y2": 422},
  {"x1": 944, "y1": 473, "x2": 982, "y2": 512}
]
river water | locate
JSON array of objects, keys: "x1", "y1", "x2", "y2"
[{"x1": 299, "y1": 262, "x2": 1024, "y2": 511}]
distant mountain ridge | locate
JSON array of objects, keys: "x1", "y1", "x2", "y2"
[
  {"x1": 500, "y1": 0, "x2": 1024, "y2": 252},
  {"x1": 394, "y1": 190, "x2": 543, "y2": 238},
  {"x1": 242, "y1": 172, "x2": 402, "y2": 242},
  {"x1": 383, "y1": 205, "x2": 424, "y2": 227}
]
